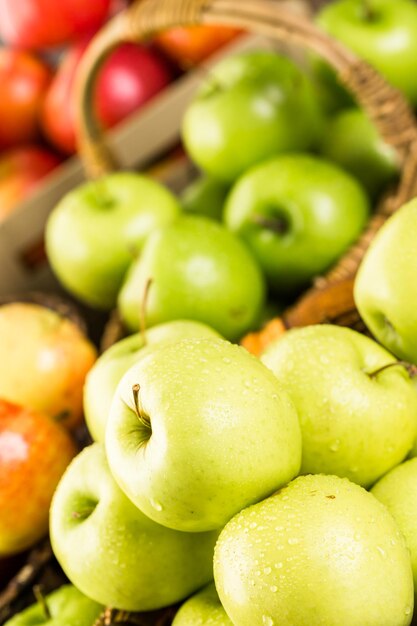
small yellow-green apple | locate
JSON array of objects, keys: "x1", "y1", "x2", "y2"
[
  {"x1": 117, "y1": 216, "x2": 266, "y2": 342},
  {"x1": 50, "y1": 443, "x2": 218, "y2": 611},
  {"x1": 354, "y1": 198, "x2": 417, "y2": 364},
  {"x1": 214, "y1": 474, "x2": 414, "y2": 626},
  {"x1": 4, "y1": 584, "x2": 102, "y2": 626},
  {"x1": 182, "y1": 50, "x2": 323, "y2": 182},
  {"x1": 261, "y1": 325, "x2": 417, "y2": 487},
  {"x1": 319, "y1": 108, "x2": 399, "y2": 198},
  {"x1": 84, "y1": 320, "x2": 221, "y2": 442},
  {"x1": 0, "y1": 399, "x2": 77, "y2": 556},
  {"x1": 172, "y1": 583, "x2": 232, "y2": 626},
  {"x1": 106, "y1": 336, "x2": 301, "y2": 532},
  {"x1": 46, "y1": 172, "x2": 181, "y2": 309},
  {"x1": 0, "y1": 302, "x2": 97, "y2": 430},
  {"x1": 316, "y1": 0, "x2": 417, "y2": 106},
  {"x1": 372, "y1": 458, "x2": 417, "y2": 596},
  {"x1": 181, "y1": 174, "x2": 230, "y2": 221},
  {"x1": 224, "y1": 154, "x2": 369, "y2": 294}
]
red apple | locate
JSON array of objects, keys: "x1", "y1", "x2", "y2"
[
  {"x1": 0, "y1": 303, "x2": 98, "y2": 431},
  {"x1": 155, "y1": 24, "x2": 243, "y2": 68},
  {"x1": 0, "y1": 0, "x2": 111, "y2": 50},
  {"x1": 0, "y1": 399, "x2": 77, "y2": 556},
  {"x1": 0, "y1": 49, "x2": 52, "y2": 150},
  {"x1": 0, "y1": 147, "x2": 61, "y2": 222},
  {"x1": 42, "y1": 39, "x2": 173, "y2": 155}
]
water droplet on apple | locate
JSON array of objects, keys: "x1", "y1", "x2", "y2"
[
  {"x1": 222, "y1": 357, "x2": 231, "y2": 364},
  {"x1": 405, "y1": 606, "x2": 412, "y2": 616},
  {"x1": 288, "y1": 538, "x2": 299, "y2": 545},
  {"x1": 376, "y1": 546, "x2": 386, "y2": 558},
  {"x1": 249, "y1": 522, "x2": 257, "y2": 529},
  {"x1": 262, "y1": 615, "x2": 274, "y2": 626},
  {"x1": 270, "y1": 585, "x2": 278, "y2": 593},
  {"x1": 329, "y1": 440, "x2": 340, "y2": 452},
  {"x1": 264, "y1": 566, "x2": 272, "y2": 575},
  {"x1": 150, "y1": 498, "x2": 163, "y2": 512}
]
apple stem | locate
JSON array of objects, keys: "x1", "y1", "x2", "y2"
[
  {"x1": 360, "y1": 0, "x2": 375, "y2": 21},
  {"x1": 251, "y1": 214, "x2": 289, "y2": 235},
  {"x1": 132, "y1": 383, "x2": 151, "y2": 430},
  {"x1": 139, "y1": 278, "x2": 153, "y2": 347},
  {"x1": 33, "y1": 585, "x2": 51, "y2": 620},
  {"x1": 367, "y1": 361, "x2": 417, "y2": 379}
]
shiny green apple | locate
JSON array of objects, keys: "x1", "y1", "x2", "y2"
[
  {"x1": 261, "y1": 324, "x2": 417, "y2": 487},
  {"x1": 181, "y1": 174, "x2": 230, "y2": 221},
  {"x1": 172, "y1": 583, "x2": 232, "y2": 626},
  {"x1": 84, "y1": 320, "x2": 221, "y2": 442},
  {"x1": 214, "y1": 474, "x2": 414, "y2": 626},
  {"x1": 106, "y1": 336, "x2": 301, "y2": 532},
  {"x1": 117, "y1": 215, "x2": 266, "y2": 341},
  {"x1": 50, "y1": 443, "x2": 218, "y2": 611}
]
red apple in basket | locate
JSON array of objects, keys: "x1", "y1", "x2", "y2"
[
  {"x1": 0, "y1": 0, "x2": 111, "y2": 50},
  {"x1": 42, "y1": 38, "x2": 173, "y2": 155},
  {"x1": 0, "y1": 399, "x2": 77, "y2": 556},
  {"x1": 0, "y1": 303, "x2": 97, "y2": 431},
  {"x1": 0, "y1": 147, "x2": 61, "y2": 222},
  {"x1": 0, "y1": 49, "x2": 52, "y2": 150}
]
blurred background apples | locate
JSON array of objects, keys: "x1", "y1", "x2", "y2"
[{"x1": 0, "y1": 303, "x2": 97, "y2": 431}]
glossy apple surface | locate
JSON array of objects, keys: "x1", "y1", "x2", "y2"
[
  {"x1": 84, "y1": 319, "x2": 221, "y2": 442},
  {"x1": 118, "y1": 215, "x2": 266, "y2": 341},
  {"x1": 261, "y1": 324, "x2": 417, "y2": 487},
  {"x1": 0, "y1": 303, "x2": 97, "y2": 431},
  {"x1": 0, "y1": 147, "x2": 61, "y2": 222},
  {"x1": 0, "y1": 400, "x2": 77, "y2": 556},
  {"x1": 319, "y1": 108, "x2": 399, "y2": 198},
  {"x1": 50, "y1": 443, "x2": 218, "y2": 611},
  {"x1": 46, "y1": 172, "x2": 181, "y2": 309},
  {"x1": 172, "y1": 583, "x2": 232, "y2": 626},
  {"x1": 354, "y1": 198, "x2": 417, "y2": 363},
  {"x1": 42, "y1": 40, "x2": 173, "y2": 155},
  {"x1": 0, "y1": 0, "x2": 111, "y2": 49},
  {"x1": 224, "y1": 154, "x2": 369, "y2": 294},
  {"x1": 0, "y1": 49, "x2": 52, "y2": 150},
  {"x1": 372, "y1": 458, "x2": 417, "y2": 596},
  {"x1": 106, "y1": 336, "x2": 301, "y2": 532},
  {"x1": 182, "y1": 50, "x2": 323, "y2": 182},
  {"x1": 4, "y1": 584, "x2": 102, "y2": 626},
  {"x1": 316, "y1": 0, "x2": 417, "y2": 105},
  {"x1": 214, "y1": 474, "x2": 414, "y2": 626}
]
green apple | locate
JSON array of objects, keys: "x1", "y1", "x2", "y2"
[
  {"x1": 214, "y1": 474, "x2": 414, "y2": 626},
  {"x1": 4, "y1": 584, "x2": 102, "y2": 626},
  {"x1": 50, "y1": 443, "x2": 218, "y2": 611},
  {"x1": 181, "y1": 174, "x2": 230, "y2": 221},
  {"x1": 182, "y1": 50, "x2": 323, "y2": 182},
  {"x1": 320, "y1": 108, "x2": 399, "y2": 198},
  {"x1": 316, "y1": 0, "x2": 417, "y2": 105},
  {"x1": 224, "y1": 154, "x2": 369, "y2": 294},
  {"x1": 172, "y1": 583, "x2": 232, "y2": 626},
  {"x1": 117, "y1": 215, "x2": 266, "y2": 341},
  {"x1": 84, "y1": 319, "x2": 221, "y2": 442},
  {"x1": 261, "y1": 324, "x2": 417, "y2": 487},
  {"x1": 106, "y1": 336, "x2": 301, "y2": 532},
  {"x1": 372, "y1": 458, "x2": 417, "y2": 595},
  {"x1": 354, "y1": 198, "x2": 417, "y2": 363},
  {"x1": 46, "y1": 172, "x2": 181, "y2": 309}
]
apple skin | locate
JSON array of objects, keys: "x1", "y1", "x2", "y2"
[
  {"x1": 182, "y1": 50, "x2": 323, "y2": 182},
  {"x1": 84, "y1": 319, "x2": 221, "y2": 442},
  {"x1": 224, "y1": 154, "x2": 369, "y2": 294},
  {"x1": 319, "y1": 108, "x2": 399, "y2": 198},
  {"x1": 172, "y1": 583, "x2": 232, "y2": 626},
  {"x1": 106, "y1": 336, "x2": 301, "y2": 532},
  {"x1": 214, "y1": 474, "x2": 414, "y2": 626},
  {"x1": 0, "y1": 399, "x2": 77, "y2": 556},
  {"x1": 261, "y1": 324, "x2": 417, "y2": 487},
  {"x1": 372, "y1": 458, "x2": 417, "y2": 596},
  {"x1": 4, "y1": 584, "x2": 102, "y2": 626},
  {"x1": 354, "y1": 198, "x2": 417, "y2": 364},
  {"x1": 316, "y1": 0, "x2": 417, "y2": 106},
  {"x1": 117, "y1": 215, "x2": 266, "y2": 342},
  {"x1": 46, "y1": 172, "x2": 181, "y2": 310},
  {"x1": 50, "y1": 443, "x2": 218, "y2": 611},
  {"x1": 181, "y1": 174, "x2": 230, "y2": 221},
  {"x1": 0, "y1": 303, "x2": 97, "y2": 431}
]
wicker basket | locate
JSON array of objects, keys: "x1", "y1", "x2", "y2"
[{"x1": 2, "y1": 0, "x2": 417, "y2": 624}]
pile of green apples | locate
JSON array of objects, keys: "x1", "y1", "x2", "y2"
[{"x1": 8, "y1": 0, "x2": 417, "y2": 624}]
